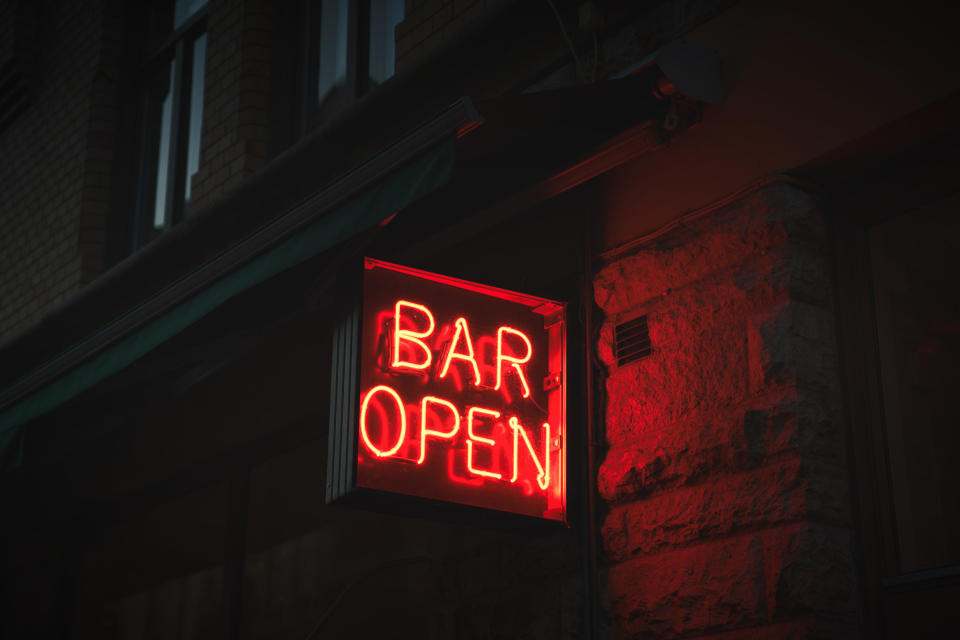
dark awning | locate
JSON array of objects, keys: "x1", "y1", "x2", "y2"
[
  {"x1": 0, "y1": 65, "x2": 708, "y2": 468},
  {"x1": 0, "y1": 100, "x2": 479, "y2": 466}
]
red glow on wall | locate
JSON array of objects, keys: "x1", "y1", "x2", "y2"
[{"x1": 355, "y1": 258, "x2": 566, "y2": 522}]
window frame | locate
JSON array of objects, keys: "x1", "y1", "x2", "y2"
[
  {"x1": 303, "y1": 0, "x2": 361, "y2": 133},
  {"x1": 300, "y1": 0, "x2": 402, "y2": 135},
  {"x1": 132, "y1": 5, "x2": 208, "y2": 249},
  {"x1": 828, "y1": 127, "x2": 960, "y2": 638},
  {"x1": 268, "y1": 1, "x2": 403, "y2": 159}
]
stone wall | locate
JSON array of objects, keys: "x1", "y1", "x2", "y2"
[{"x1": 593, "y1": 182, "x2": 859, "y2": 638}]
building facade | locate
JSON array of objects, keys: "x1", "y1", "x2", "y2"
[{"x1": 1, "y1": 0, "x2": 958, "y2": 638}]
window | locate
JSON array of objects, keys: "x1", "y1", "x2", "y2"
[
  {"x1": 133, "y1": 0, "x2": 208, "y2": 248},
  {"x1": 834, "y1": 152, "x2": 960, "y2": 638},
  {"x1": 267, "y1": 1, "x2": 404, "y2": 157},
  {"x1": 869, "y1": 199, "x2": 960, "y2": 574},
  {"x1": 306, "y1": 0, "x2": 404, "y2": 130}
]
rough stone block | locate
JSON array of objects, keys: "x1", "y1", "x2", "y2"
[
  {"x1": 601, "y1": 457, "x2": 851, "y2": 563},
  {"x1": 687, "y1": 618, "x2": 815, "y2": 639},
  {"x1": 747, "y1": 300, "x2": 841, "y2": 395},
  {"x1": 762, "y1": 524, "x2": 857, "y2": 621},
  {"x1": 747, "y1": 301, "x2": 796, "y2": 392},
  {"x1": 604, "y1": 523, "x2": 857, "y2": 639},
  {"x1": 598, "y1": 385, "x2": 849, "y2": 504},
  {"x1": 605, "y1": 531, "x2": 768, "y2": 638},
  {"x1": 601, "y1": 279, "x2": 753, "y2": 448},
  {"x1": 594, "y1": 183, "x2": 820, "y2": 318}
]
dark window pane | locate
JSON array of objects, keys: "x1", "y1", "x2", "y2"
[
  {"x1": 150, "y1": 0, "x2": 207, "y2": 47},
  {"x1": 173, "y1": 0, "x2": 208, "y2": 30},
  {"x1": 367, "y1": 0, "x2": 404, "y2": 87},
  {"x1": 871, "y1": 197, "x2": 960, "y2": 573},
  {"x1": 184, "y1": 33, "x2": 206, "y2": 208},
  {"x1": 318, "y1": 0, "x2": 349, "y2": 108}
]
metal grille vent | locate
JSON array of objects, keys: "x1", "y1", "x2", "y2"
[{"x1": 614, "y1": 315, "x2": 651, "y2": 366}]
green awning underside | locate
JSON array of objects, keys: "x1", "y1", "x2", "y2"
[{"x1": 0, "y1": 140, "x2": 455, "y2": 468}]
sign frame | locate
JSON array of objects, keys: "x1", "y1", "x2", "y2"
[{"x1": 326, "y1": 257, "x2": 567, "y2": 526}]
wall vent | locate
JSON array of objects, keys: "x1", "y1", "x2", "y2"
[{"x1": 614, "y1": 315, "x2": 651, "y2": 366}]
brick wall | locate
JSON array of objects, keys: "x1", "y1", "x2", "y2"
[
  {"x1": 0, "y1": 0, "x2": 279, "y2": 344},
  {"x1": 188, "y1": 0, "x2": 272, "y2": 211},
  {"x1": 593, "y1": 182, "x2": 859, "y2": 638},
  {"x1": 78, "y1": 2, "x2": 122, "y2": 286},
  {"x1": 397, "y1": 0, "x2": 517, "y2": 72},
  {"x1": 0, "y1": 0, "x2": 112, "y2": 343}
]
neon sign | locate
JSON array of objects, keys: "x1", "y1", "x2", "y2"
[{"x1": 327, "y1": 258, "x2": 566, "y2": 523}]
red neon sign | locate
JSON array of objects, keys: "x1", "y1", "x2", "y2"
[{"x1": 353, "y1": 258, "x2": 566, "y2": 522}]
